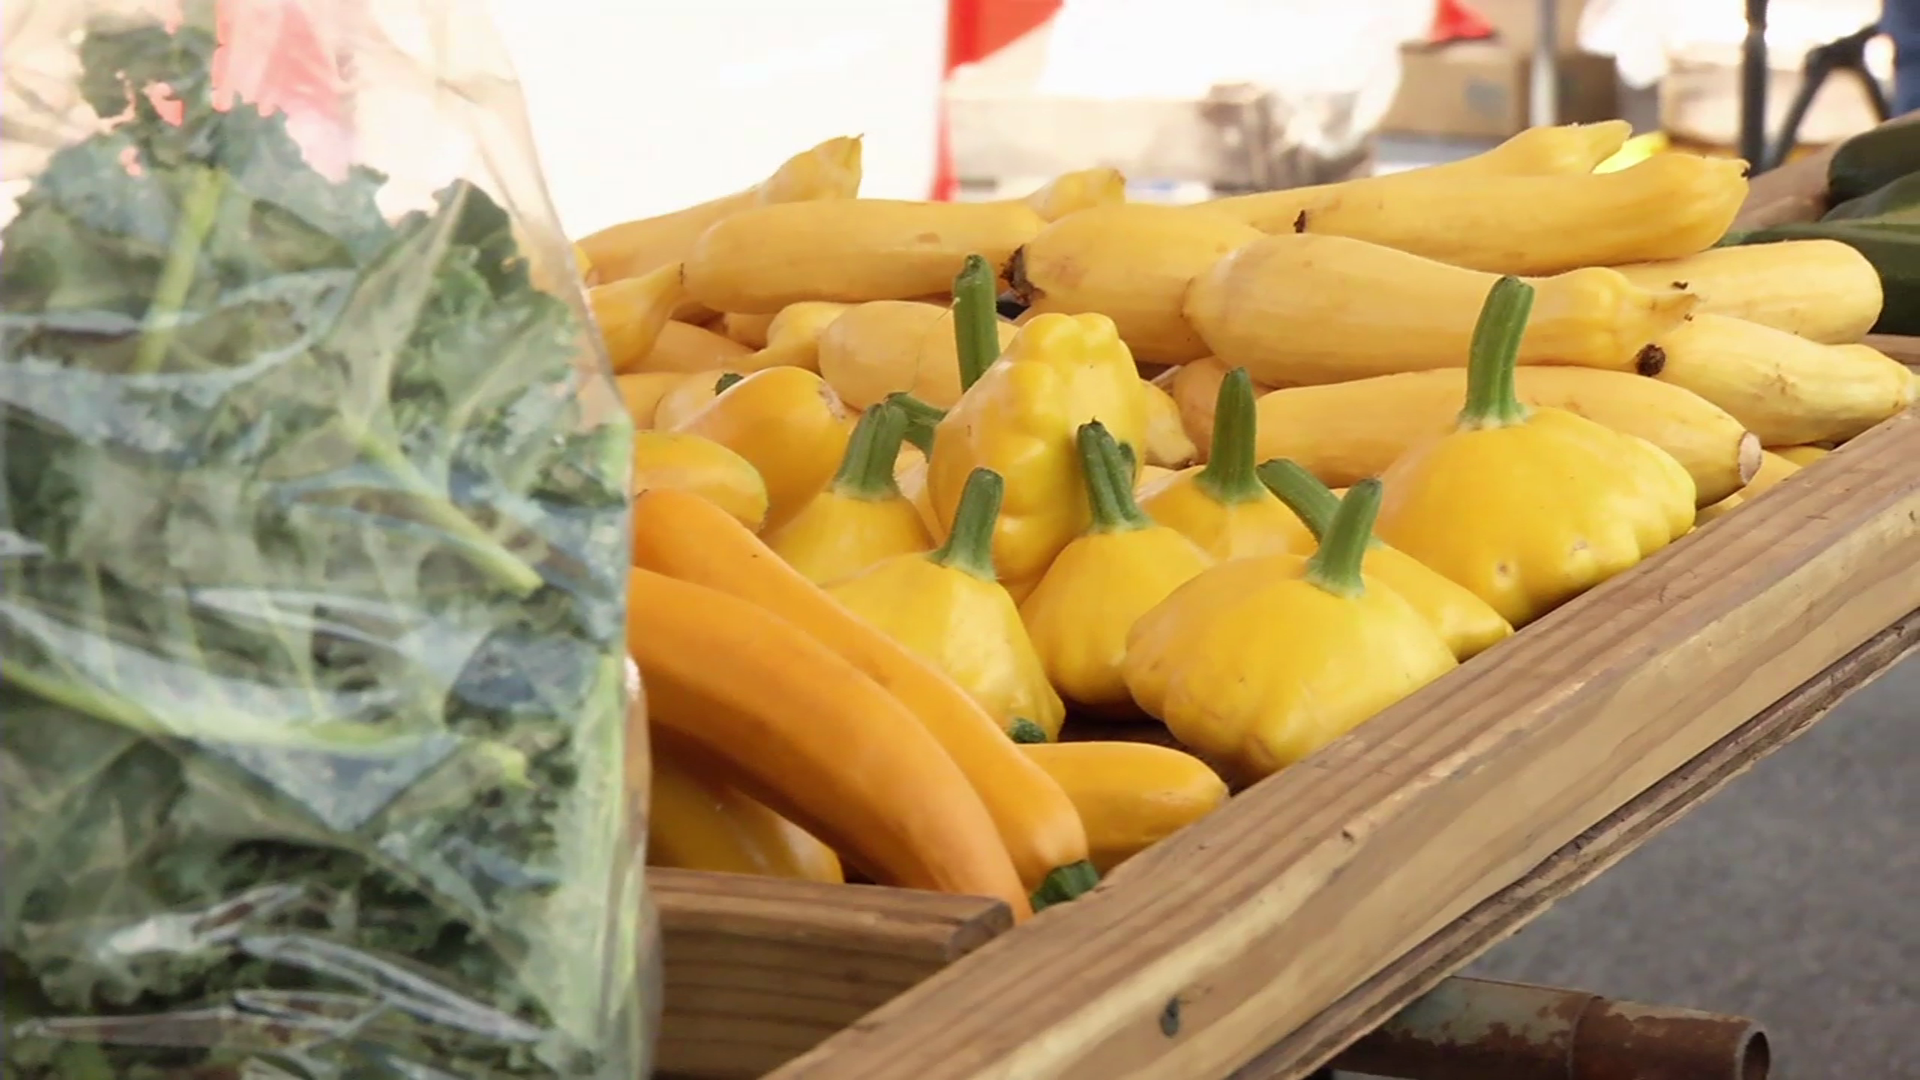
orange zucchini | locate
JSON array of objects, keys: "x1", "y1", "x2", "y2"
[
  {"x1": 627, "y1": 566, "x2": 1029, "y2": 915},
  {"x1": 631, "y1": 488, "x2": 1099, "y2": 908}
]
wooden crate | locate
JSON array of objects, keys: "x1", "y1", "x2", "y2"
[{"x1": 657, "y1": 143, "x2": 1920, "y2": 1080}]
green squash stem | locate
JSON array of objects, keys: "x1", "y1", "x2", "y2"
[
  {"x1": 885, "y1": 390, "x2": 946, "y2": 455},
  {"x1": 1457, "y1": 276, "x2": 1535, "y2": 430},
  {"x1": 1305, "y1": 478, "x2": 1382, "y2": 598},
  {"x1": 714, "y1": 371, "x2": 745, "y2": 394},
  {"x1": 830, "y1": 403, "x2": 910, "y2": 500},
  {"x1": 1077, "y1": 422, "x2": 1152, "y2": 533},
  {"x1": 1193, "y1": 367, "x2": 1266, "y2": 505},
  {"x1": 927, "y1": 467, "x2": 1003, "y2": 581},
  {"x1": 1031, "y1": 859, "x2": 1101, "y2": 910},
  {"x1": 1007, "y1": 718, "x2": 1050, "y2": 744},
  {"x1": 953, "y1": 253, "x2": 1001, "y2": 391},
  {"x1": 1256, "y1": 458, "x2": 1345, "y2": 543}
]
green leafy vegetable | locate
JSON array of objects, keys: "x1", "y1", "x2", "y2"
[{"x1": 1, "y1": 14, "x2": 641, "y2": 1079}]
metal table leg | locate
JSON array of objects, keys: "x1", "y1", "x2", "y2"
[
  {"x1": 1530, "y1": 0, "x2": 1560, "y2": 128},
  {"x1": 1741, "y1": 0, "x2": 1771, "y2": 169}
]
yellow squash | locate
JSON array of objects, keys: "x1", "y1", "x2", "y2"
[
  {"x1": 817, "y1": 296, "x2": 1019, "y2": 409},
  {"x1": 578, "y1": 135, "x2": 863, "y2": 286},
  {"x1": 572, "y1": 242, "x2": 598, "y2": 287},
  {"x1": 742, "y1": 301, "x2": 854, "y2": 373},
  {"x1": 1649, "y1": 315, "x2": 1915, "y2": 447},
  {"x1": 1246, "y1": 366, "x2": 1759, "y2": 507},
  {"x1": 1184, "y1": 233, "x2": 1699, "y2": 387},
  {"x1": 590, "y1": 263, "x2": 688, "y2": 374},
  {"x1": 829, "y1": 468, "x2": 1067, "y2": 740},
  {"x1": 1611, "y1": 240, "x2": 1882, "y2": 344},
  {"x1": 615, "y1": 371, "x2": 688, "y2": 429},
  {"x1": 1125, "y1": 480, "x2": 1459, "y2": 783},
  {"x1": 769, "y1": 402, "x2": 934, "y2": 584},
  {"x1": 1136, "y1": 464, "x2": 1175, "y2": 492},
  {"x1": 1170, "y1": 356, "x2": 1276, "y2": 456},
  {"x1": 893, "y1": 442, "x2": 944, "y2": 538},
  {"x1": 721, "y1": 310, "x2": 778, "y2": 348},
  {"x1": 927, "y1": 276, "x2": 1151, "y2": 595},
  {"x1": 631, "y1": 487, "x2": 1098, "y2": 908},
  {"x1": 1289, "y1": 153, "x2": 1749, "y2": 276},
  {"x1": 1139, "y1": 367, "x2": 1313, "y2": 560},
  {"x1": 631, "y1": 430, "x2": 769, "y2": 532},
  {"x1": 628, "y1": 567, "x2": 1028, "y2": 915},
  {"x1": 1258, "y1": 459, "x2": 1512, "y2": 660},
  {"x1": 651, "y1": 370, "x2": 742, "y2": 431},
  {"x1": 1206, "y1": 120, "x2": 1633, "y2": 232},
  {"x1": 675, "y1": 366, "x2": 855, "y2": 533},
  {"x1": 1769, "y1": 444, "x2": 1830, "y2": 467},
  {"x1": 1017, "y1": 742, "x2": 1228, "y2": 874},
  {"x1": 683, "y1": 199, "x2": 1046, "y2": 313},
  {"x1": 650, "y1": 747, "x2": 843, "y2": 883},
  {"x1": 633, "y1": 319, "x2": 755, "y2": 375},
  {"x1": 1140, "y1": 379, "x2": 1199, "y2": 467},
  {"x1": 1020, "y1": 423, "x2": 1214, "y2": 712},
  {"x1": 1374, "y1": 277, "x2": 1697, "y2": 628},
  {"x1": 1007, "y1": 203, "x2": 1264, "y2": 364},
  {"x1": 1696, "y1": 450, "x2": 1803, "y2": 524},
  {"x1": 1011, "y1": 167, "x2": 1129, "y2": 221}
]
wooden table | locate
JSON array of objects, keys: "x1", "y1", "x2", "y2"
[{"x1": 656, "y1": 173, "x2": 1920, "y2": 1080}]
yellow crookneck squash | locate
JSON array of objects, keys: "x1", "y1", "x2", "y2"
[
  {"x1": 769, "y1": 401, "x2": 934, "y2": 584},
  {"x1": 1373, "y1": 276, "x2": 1697, "y2": 628},
  {"x1": 674, "y1": 365, "x2": 855, "y2": 533},
  {"x1": 1695, "y1": 448, "x2": 1805, "y2": 525},
  {"x1": 1017, "y1": 741, "x2": 1228, "y2": 874},
  {"x1": 589, "y1": 262, "x2": 688, "y2": 374},
  {"x1": 927, "y1": 257, "x2": 1150, "y2": 600},
  {"x1": 828, "y1": 467, "x2": 1067, "y2": 740},
  {"x1": 631, "y1": 430, "x2": 769, "y2": 533},
  {"x1": 1124, "y1": 480, "x2": 1459, "y2": 784},
  {"x1": 650, "y1": 747, "x2": 844, "y2": 883},
  {"x1": 1139, "y1": 366, "x2": 1313, "y2": 560},
  {"x1": 1139, "y1": 379, "x2": 1199, "y2": 468},
  {"x1": 1257, "y1": 458, "x2": 1511, "y2": 660},
  {"x1": 1020, "y1": 422, "x2": 1214, "y2": 713}
]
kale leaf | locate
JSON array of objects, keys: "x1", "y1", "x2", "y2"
[{"x1": 2, "y1": 14, "x2": 639, "y2": 1079}]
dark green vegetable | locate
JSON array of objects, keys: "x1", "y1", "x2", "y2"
[
  {"x1": 1, "y1": 16, "x2": 641, "y2": 1080},
  {"x1": 1827, "y1": 111, "x2": 1920, "y2": 206},
  {"x1": 1823, "y1": 171, "x2": 1920, "y2": 222},
  {"x1": 1729, "y1": 218, "x2": 1920, "y2": 335}
]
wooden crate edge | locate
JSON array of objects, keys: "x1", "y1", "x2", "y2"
[{"x1": 654, "y1": 871, "x2": 1011, "y2": 1079}]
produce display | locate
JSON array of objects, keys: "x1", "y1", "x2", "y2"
[{"x1": 587, "y1": 122, "x2": 1916, "y2": 910}]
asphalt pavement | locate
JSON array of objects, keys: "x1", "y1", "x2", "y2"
[{"x1": 1342, "y1": 654, "x2": 1920, "y2": 1079}]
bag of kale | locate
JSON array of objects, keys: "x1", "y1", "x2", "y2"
[{"x1": 0, "y1": 3, "x2": 652, "y2": 1077}]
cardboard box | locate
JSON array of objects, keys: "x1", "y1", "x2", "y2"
[{"x1": 1381, "y1": 43, "x2": 1618, "y2": 139}]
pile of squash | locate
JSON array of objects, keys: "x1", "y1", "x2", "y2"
[{"x1": 583, "y1": 125, "x2": 1914, "y2": 918}]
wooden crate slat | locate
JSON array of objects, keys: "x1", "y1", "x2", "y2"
[
  {"x1": 765, "y1": 411, "x2": 1920, "y2": 1080},
  {"x1": 1863, "y1": 333, "x2": 1920, "y2": 370},
  {"x1": 1230, "y1": 607, "x2": 1920, "y2": 1079},
  {"x1": 654, "y1": 869, "x2": 1010, "y2": 1079}
]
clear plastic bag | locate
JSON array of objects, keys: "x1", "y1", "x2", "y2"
[{"x1": 0, "y1": 0, "x2": 653, "y2": 1076}]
